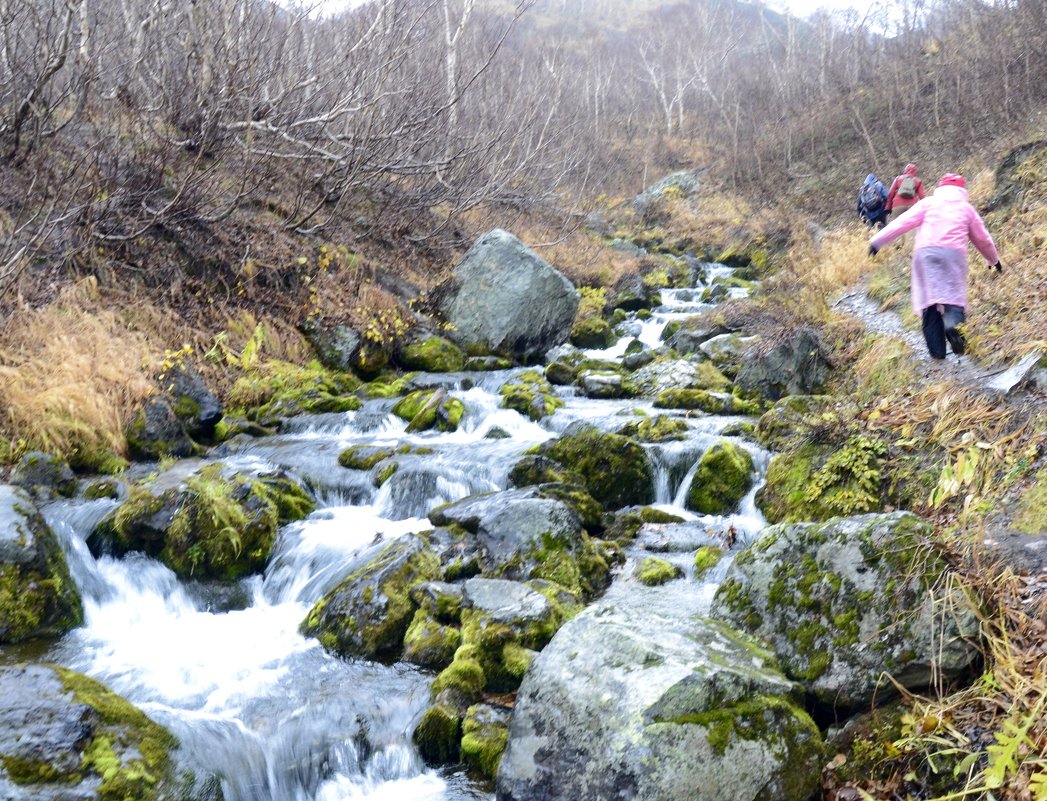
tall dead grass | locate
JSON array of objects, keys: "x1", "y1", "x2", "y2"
[{"x1": 0, "y1": 279, "x2": 156, "y2": 467}]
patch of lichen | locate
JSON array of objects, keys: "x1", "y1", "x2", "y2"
[
  {"x1": 686, "y1": 440, "x2": 755, "y2": 515},
  {"x1": 635, "y1": 557, "x2": 682, "y2": 586},
  {"x1": 228, "y1": 359, "x2": 362, "y2": 422},
  {"x1": 539, "y1": 426, "x2": 654, "y2": 509},
  {"x1": 54, "y1": 666, "x2": 177, "y2": 801},
  {"x1": 499, "y1": 371, "x2": 564, "y2": 421}
]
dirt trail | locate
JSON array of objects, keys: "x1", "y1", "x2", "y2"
[{"x1": 834, "y1": 285, "x2": 1047, "y2": 577}]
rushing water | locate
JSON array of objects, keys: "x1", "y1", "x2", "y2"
[{"x1": 21, "y1": 263, "x2": 767, "y2": 801}]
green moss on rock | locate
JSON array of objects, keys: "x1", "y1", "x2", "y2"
[
  {"x1": 392, "y1": 389, "x2": 465, "y2": 433},
  {"x1": 570, "y1": 317, "x2": 617, "y2": 349},
  {"x1": 229, "y1": 360, "x2": 362, "y2": 422},
  {"x1": 460, "y1": 705, "x2": 510, "y2": 780},
  {"x1": 539, "y1": 426, "x2": 654, "y2": 509},
  {"x1": 398, "y1": 335, "x2": 466, "y2": 373},
  {"x1": 413, "y1": 703, "x2": 462, "y2": 764},
  {"x1": 499, "y1": 371, "x2": 564, "y2": 421},
  {"x1": 694, "y1": 546, "x2": 724, "y2": 577},
  {"x1": 403, "y1": 609, "x2": 461, "y2": 669},
  {"x1": 686, "y1": 440, "x2": 755, "y2": 515},
  {"x1": 339, "y1": 444, "x2": 397, "y2": 470},
  {"x1": 654, "y1": 389, "x2": 759, "y2": 415},
  {"x1": 635, "y1": 556, "x2": 682, "y2": 586},
  {"x1": 616, "y1": 414, "x2": 689, "y2": 443}
]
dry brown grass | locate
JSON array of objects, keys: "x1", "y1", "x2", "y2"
[{"x1": 0, "y1": 279, "x2": 157, "y2": 467}]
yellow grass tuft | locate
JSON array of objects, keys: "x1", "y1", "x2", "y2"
[{"x1": 0, "y1": 279, "x2": 155, "y2": 467}]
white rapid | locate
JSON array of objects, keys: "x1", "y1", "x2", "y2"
[{"x1": 27, "y1": 261, "x2": 763, "y2": 801}]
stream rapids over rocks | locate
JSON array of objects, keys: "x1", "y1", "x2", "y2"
[{"x1": 3, "y1": 262, "x2": 776, "y2": 801}]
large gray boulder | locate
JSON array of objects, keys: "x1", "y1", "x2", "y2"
[
  {"x1": 496, "y1": 600, "x2": 823, "y2": 801},
  {"x1": 736, "y1": 327, "x2": 832, "y2": 401},
  {"x1": 633, "y1": 171, "x2": 700, "y2": 216},
  {"x1": 435, "y1": 230, "x2": 579, "y2": 360},
  {"x1": 0, "y1": 664, "x2": 202, "y2": 801},
  {"x1": 0, "y1": 485, "x2": 82, "y2": 643},
  {"x1": 710, "y1": 512, "x2": 981, "y2": 707}
]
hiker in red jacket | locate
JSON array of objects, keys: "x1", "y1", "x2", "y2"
[{"x1": 885, "y1": 163, "x2": 926, "y2": 218}]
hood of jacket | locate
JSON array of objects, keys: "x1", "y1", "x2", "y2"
[
  {"x1": 864, "y1": 173, "x2": 878, "y2": 186},
  {"x1": 903, "y1": 163, "x2": 918, "y2": 176},
  {"x1": 932, "y1": 184, "x2": 968, "y2": 202}
]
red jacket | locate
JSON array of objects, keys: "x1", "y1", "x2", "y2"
[{"x1": 886, "y1": 164, "x2": 925, "y2": 212}]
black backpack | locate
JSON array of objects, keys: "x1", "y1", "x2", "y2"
[{"x1": 860, "y1": 183, "x2": 884, "y2": 213}]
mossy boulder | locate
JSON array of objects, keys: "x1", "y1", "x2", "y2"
[
  {"x1": 228, "y1": 360, "x2": 362, "y2": 423},
  {"x1": 414, "y1": 703, "x2": 462, "y2": 764},
  {"x1": 464, "y1": 356, "x2": 514, "y2": 371},
  {"x1": 397, "y1": 334, "x2": 466, "y2": 373},
  {"x1": 461, "y1": 704, "x2": 510, "y2": 780},
  {"x1": 0, "y1": 486, "x2": 83, "y2": 643},
  {"x1": 686, "y1": 440, "x2": 755, "y2": 515},
  {"x1": 628, "y1": 358, "x2": 730, "y2": 397},
  {"x1": 635, "y1": 556, "x2": 682, "y2": 586},
  {"x1": 753, "y1": 395, "x2": 833, "y2": 451},
  {"x1": 710, "y1": 512, "x2": 981, "y2": 707},
  {"x1": 160, "y1": 364, "x2": 223, "y2": 442},
  {"x1": 391, "y1": 388, "x2": 465, "y2": 433},
  {"x1": 534, "y1": 425, "x2": 654, "y2": 510},
  {"x1": 577, "y1": 370, "x2": 634, "y2": 399},
  {"x1": 603, "y1": 507, "x2": 686, "y2": 545},
  {"x1": 90, "y1": 467, "x2": 313, "y2": 581},
  {"x1": 402, "y1": 608, "x2": 462, "y2": 669},
  {"x1": 699, "y1": 333, "x2": 760, "y2": 377},
  {"x1": 499, "y1": 370, "x2": 563, "y2": 421},
  {"x1": 508, "y1": 455, "x2": 586, "y2": 488},
  {"x1": 570, "y1": 317, "x2": 617, "y2": 349},
  {"x1": 301, "y1": 533, "x2": 441, "y2": 660},
  {"x1": 497, "y1": 601, "x2": 823, "y2": 801},
  {"x1": 0, "y1": 664, "x2": 183, "y2": 801},
  {"x1": 338, "y1": 444, "x2": 398, "y2": 470},
  {"x1": 654, "y1": 389, "x2": 759, "y2": 416},
  {"x1": 736, "y1": 328, "x2": 832, "y2": 401},
  {"x1": 616, "y1": 414, "x2": 689, "y2": 443}
]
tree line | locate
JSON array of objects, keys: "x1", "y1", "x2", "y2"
[{"x1": 2, "y1": 0, "x2": 1045, "y2": 303}]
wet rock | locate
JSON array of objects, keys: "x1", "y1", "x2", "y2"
[
  {"x1": 391, "y1": 388, "x2": 464, "y2": 433},
  {"x1": 434, "y1": 229, "x2": 579, "y2": 360},
  {"x1": 578, "y1": 370, "x2": 629, "y2": 399},
  {"x1": 464, "y1": 356, "x2": 514, "y2": 372},
  {"x1": 302, "y1": 533, "x2": 441, "y2": 660},
  {"x1": 736, "y1": 328, "x2": 832, "y2": 401},
  {"x1": 616, "y1": 414, "x2": 689, "y2": 443},
  {"x1": 668, "y1": 324, "x2": 731, "y2": 355},
  {"x1": 629, "y1": 358, "x2": 730, "y2": 397},
  {"x1": 654, "y1": 389, "x2": 759, "y2": 415},
  {"x1": 126, "y1": 397, "x2": 195, "y2": 461},
  {"x1": 0, "y1": 486, "x2": 83, "y2": 643},
  {"x1": 499, "y1": 370, "x2": 563, "y2": 421},
  {"x1": 621, "y1": 348, "x2": 656, "y2": 371},
  {"x1": 635, "y1": 556, "x2": 682, "y2": 586},
  {"x1": 0, "y1": 664, "x2": 182, "y2": 801},
  {"x1": 531, "y1": 425, "x2": 654, "y2": 510},
  {"x1": 461, "y1": 703, "x2": 511, "y2": 781},
  {"x1": 685, "y1": 440, "x2": 755, "y2": 515},
  {"x1": 8, "y1": 452, "x2": 76, "y2": 500},
  {"x1": 699, "y1": 333, "x2": 760, "y2": 375},
  {"x1": 300, "y1": 319, "x2": 363, "y2": 372},
  {"x1": 496, "y1": 602, "x2": 822, "y2": 801},
  {"x1": 228, "y1": 360, "x2": 362, "y2": 423},
  {"x1": 570, "y1": 317, "x2": 618, "y2": 349},
  {"x1": 162, "y1": 364, "x2": 223, "y2": 441},
  {"x1": 711, "y1": 512, "x2": 981, "y2": 707},
  {"x1": 396, "y1": 332, "x2": 466, "y2": 373},
  {"x1": 635, "y1": 520, "x2": 718, "y2": 553}
]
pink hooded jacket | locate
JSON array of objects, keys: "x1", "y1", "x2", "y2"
[{"x1": 869, "y1": 183, "x2": 1000, "y2": 313}]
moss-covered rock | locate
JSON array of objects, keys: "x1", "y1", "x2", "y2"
[
  {"x1": 710, "y1": 512, "x2": 981, "y2": 707},
  {"x1": 8, "y1": 452, "x2": 76, "y2": 499},
  {"x1": 693, "y1": 546, "x2": 724, "y2": 578},
  {"x1": 686, "y1": 440, "x2": 755, "y2": 515},
  {"x1": 635, "y1": 556, "x2": 682, "y2": 586},
  {"x1": 654, "y1": 389, "x2": 759, "y2": 415},
  {"x1": 301, "y1": 534, "x2": 441, "y2": 660},
  {"x1": 90, "y1": 467, "x2": 313, "y2": 581},
  {"x1": 397, "y1": 334, "x2": 466, "y2": 373},
  {"x1": 570, "y1": 317, "x2": 617, "y2": 349},
  {"x1": 0, "y1": 487, "x2": 83, "y2": 643},
  {"x1": 464, "y1": 356, "x2": 514, "y2": 371},
  {"x1": 758, "y1": 435, "x2": 888, "y2": 524},
  {"x1": 0, "y1": 664, "x2": 182, "y2": 801},
  {"x1": 460, "y1": 704, "x2": 510, "y2": 780},
  {"x1": 499, "y1": 371, "x2": 563, "y2": 421},
  {"x1": 391, "y1": 388, "x2": 464, "y2": 433},
  {"x1": 536, "y1": 425, "x2": 654, "y2": 510},
  {"x1": 126, "y1": 398, "x2": 195, "y2": 461},
  {"x1": 402, "y1": 608, "x2": 462, "y2": 669},
  {"x1": 338, "y1": 444, "x2": 398, "y2": 470},
  {"x1": 616, "y1": 413, "x2": 689, "y2": 443},
  {"x1": 413, "y1": 703, "x2": 462, "y2": 764},
  {"x1": 228, "y1": 360, "x2": 362, "y2": 423},
  {"x1": 508, "y1": 455, "x2": 585, "y2": 488}
]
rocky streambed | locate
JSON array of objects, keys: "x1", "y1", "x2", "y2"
[{"x1": 1, "y1": 235, "x2": 980, "y2": 801}]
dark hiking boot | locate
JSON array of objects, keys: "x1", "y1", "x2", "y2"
[{"x1": 945, "y1": 325, "x2": 966, "y2": 355}]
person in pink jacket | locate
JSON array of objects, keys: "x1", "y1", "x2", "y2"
[{"x1": 868, "y1": 173, "x2": 1002, "y2": 360}]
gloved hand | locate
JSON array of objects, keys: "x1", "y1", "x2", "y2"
[
  {"x1": 992, "y1": 261, "x2": 1002, "y2": 273},
  {"x1": 868, "y1": 245, "x2": 879, "y2": 257}
]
